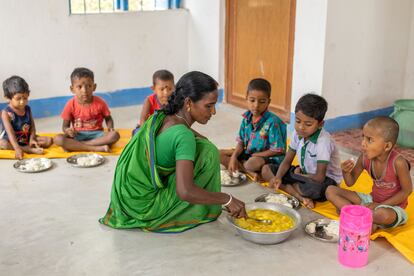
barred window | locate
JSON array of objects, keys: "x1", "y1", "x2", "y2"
[{"x1": 69, "y1": 0, "x2": 180, "y2": 14}]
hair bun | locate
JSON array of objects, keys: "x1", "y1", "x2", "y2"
[{"x1": 162, "y1": 71, "x2": 218, "y2": 115}]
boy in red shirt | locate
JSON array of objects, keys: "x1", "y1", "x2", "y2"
[{"x1": 54, "y1": 68, "x2": 120, "y2": 152}]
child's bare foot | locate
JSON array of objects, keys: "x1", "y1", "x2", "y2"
[
  {"x1": 96, "y1": 145, "x2": 111, "y2": 153},
  {"x1": 251, "y1": 172, "x2": 259, "y2": 182},
  {"x1": 302, "y1": 197, "x2": 315, "y2": 208},
  {"x1": 27, "y1": 147, "x2": 44, "y2": 155},
  {"x1": 371, "y1": 224, "x2": 379, "y2": 233},
  {"x1": 249, "y1": 172, "x2": 264, "y2": 182}
]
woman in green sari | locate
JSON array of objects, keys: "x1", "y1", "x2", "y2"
[{"x1": 100, "y1": 71, "x2": 246, "y2": 233}]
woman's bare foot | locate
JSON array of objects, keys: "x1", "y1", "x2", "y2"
[{"x1": 302, "y1": 197, "x2": 315, "y2": 208}]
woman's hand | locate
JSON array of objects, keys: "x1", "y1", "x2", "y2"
[{"x1": 225, "y1": 196, "x2": 247, "y2": 218}]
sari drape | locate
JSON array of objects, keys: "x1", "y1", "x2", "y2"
[{"x1": 100, "y1": 111, "x2": 222, "y2": 233}]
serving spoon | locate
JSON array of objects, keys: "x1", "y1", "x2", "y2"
[
  {"x1": 222, "y1": 208, "x2": 272, "y2": 224},
  {"x1": 246, "y1": 216, "x2": 272, "y2": 225}
]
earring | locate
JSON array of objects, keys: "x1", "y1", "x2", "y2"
[{"x1": 187, "y1": 106, "x2": 191, "y2": 112}]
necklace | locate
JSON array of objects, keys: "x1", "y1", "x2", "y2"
[{"x1": 175, "y1": 114, "x2": 191, "y2": 128}]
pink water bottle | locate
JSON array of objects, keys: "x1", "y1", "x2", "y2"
[{"x1": 338, "y1": 205, "x2": 373, "y2": 268}]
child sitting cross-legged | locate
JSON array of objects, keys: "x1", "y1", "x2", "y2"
[
  {"x1": 220, "y1": 78, "x2": 287, "y2": 181},
  {"x1": 326, "y1": 117, "x2": 412, "y2": 229},
  {"x1": 54, "y1": 67, "x2": 120, "y2": 152},
  {"x1": 264, "y1": 93, "x2": 342, "y2": 208},
  {"x1": 0, "y1": 76, "x2": 52, "y2": 159}
]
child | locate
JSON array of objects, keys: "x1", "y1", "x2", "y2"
[
  {"x1": 220, "y1": 78, "x2": 287, "y2": 181},
  {"x1": 326, "y1": 117, "x2": 412, "y2": 229},
  {"x1": 265, "y1": 93, "x2": 342, "y2": 208},
  {"x1": 54, "y1": 67, "x2": 120, "y2": 152},
  {"x1": 0, "y1": 76, "x2": 52, "y2": 159},
  {"x1": 132, "y1": 69, "x2": 175, "y2": 135}
]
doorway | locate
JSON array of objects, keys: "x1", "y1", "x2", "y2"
[{"x1": 225, "y1": 0, "x2": 296, "y2": 122}]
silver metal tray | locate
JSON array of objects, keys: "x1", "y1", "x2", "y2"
[
  {"x1": 66, "y1": 153, "x2": 105, "y2": 168},
  {"x1": 255, "y1": 193, "x2": 301, "y2": 209},
  {"x1": 221, "y1": 170, "x2": 247, "y2": 187},
  {"x1": 304, "y1": 218, "x2": 339, "y2": 243},
  {"x1": 13, "y1": 158, "x2": 53, "y2": 173}
]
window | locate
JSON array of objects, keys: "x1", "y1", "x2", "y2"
[{"x1": 69, "y1": 0, "x2": 180, "y2": 14}]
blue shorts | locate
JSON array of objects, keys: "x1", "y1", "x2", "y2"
[
  {"x1": 74, "y1": 131, "x2": 104, "y2": 141},
  {"x1": 357, "y1": 192, "x2": 408, "y2": 228}
]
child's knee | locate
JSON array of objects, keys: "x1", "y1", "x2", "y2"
[
  {"x1": 108, "y1": 131, "x2": 120, "y2": 142},
  {"x1": 244, "y1": 157, "x2": 264, "y2": 171},
  {"x1": 373, "y1": 208, "x2": 396, "y2": 224},
  {"x1": 261, "y1": 164, "x2": 274, "y2": 181},
  {"x1": 53, "y1": 134, "x2": 65, "y2": 146},
  {"x1": 325, "y1": 185, "x2": 338, "y2": 199},
  {"x1": 261, "y1": 164, "x2": 271, "y2": 175},
  {"x1": 47, "y1": 136, "x2": 53, "y2": 146},
  {"x1": 43, "y1": 136, "x2": 53, "y2": 147},
  {"x1": 0, "y1": 139, "x2": 12, "y2": 150}
]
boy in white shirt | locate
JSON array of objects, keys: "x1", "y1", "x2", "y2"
[{"x1": 262, "y1": 93, "x2": 342, "y2": 208}]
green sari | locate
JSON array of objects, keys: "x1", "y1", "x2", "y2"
[{"x1": 99, "y1": 111, "x2": 222, "y2": 233}]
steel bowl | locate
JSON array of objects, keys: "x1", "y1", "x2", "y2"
[{"x1": 227, "y1": 202, "x2": 302, "y2": 245}]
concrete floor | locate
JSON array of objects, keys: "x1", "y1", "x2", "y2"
[{"x1": 1, "y1": 103, "x2": 413, "y2": 276}]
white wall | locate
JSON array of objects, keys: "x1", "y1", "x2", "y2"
[
  {"x1": 291, "y1": 0, "x2": 328, "y2": 112},
  {"x1": 186, "y1": 0, "x2": 414, "y2": 115},
  {"x1": 403, "y1": 2, "x2": 414, "y2": 99},
  {"x1": 183, "y1": 0, "x2": 222, "y2": 84},
  {"x1": 0, "y1": 0, "x2": 188, "y2": 102},
  {"x1": 322, "y1": 0, "x2": 412, "y2": 118}
]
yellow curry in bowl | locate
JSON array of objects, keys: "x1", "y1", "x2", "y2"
[{"x1": 235, "y1": 209, "x2": 295, "y2": 233}]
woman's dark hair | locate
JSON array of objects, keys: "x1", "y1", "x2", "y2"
[
  {"x1": 295, "y1": 93, "x2": 328, "y2": 122},
  {"x1": 3, "y1": 76, "x2": 30, "y2": 99},
  {"x1": 163, "y1": 71, "x2": 218, "y2": 115}
]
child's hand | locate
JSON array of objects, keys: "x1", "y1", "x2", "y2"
[
  {"x1": 341, "y1": 159, "x2": 356, "y2": 173},
  {"x1": 29, "y1": 138, "x2": 39, "y2": 148},
  {"x1": 293, "y1": 166, "x2": 302, "y2": 174},
  {"x1": 15, "y1": 147, "x2": 23, "y2": 160},
  {"x1": 228, "y1": 156, "x2": 238, "y2": 173},
  {"x1": 269, "y1": 177, "x2": 282, "y2": 190},
  {"x1": 64, "y1": 128, "x2": 76, "y2": 138}
]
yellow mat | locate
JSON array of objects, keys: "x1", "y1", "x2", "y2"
[
  {"x1": 0, "y1": 129, "x2": 132, "y2": 159},
  {"x1": 258, "y1": 171, "x2": 414, "y2": 264}
]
